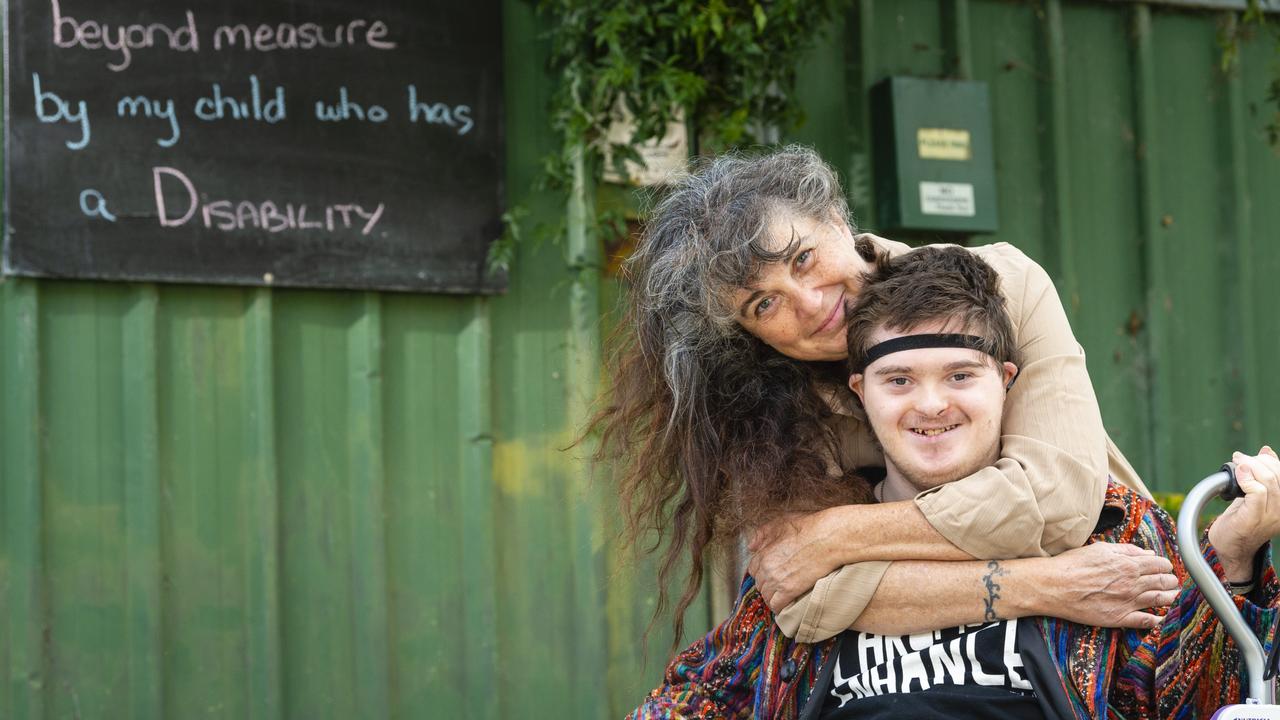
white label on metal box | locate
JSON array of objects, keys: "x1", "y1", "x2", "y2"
[{"x1": 919, "y1": 181, "x2": 976, "y2": 217}]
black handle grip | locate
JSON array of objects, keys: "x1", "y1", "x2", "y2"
[{"x1": 1219, "y1": 462, "x2": 1244, "y2": 502}]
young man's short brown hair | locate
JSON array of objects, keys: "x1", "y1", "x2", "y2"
[{"x1": 846, "y1": 245, "x2": 1021, "y2": 374}]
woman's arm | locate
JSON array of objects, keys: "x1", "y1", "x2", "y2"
[
  {"x1": 855, "y1": 543, "x2": 1177, "y2": 635},
  {"x1": 774, "y1": 543, "x2": 1178, "y2": 642},
  {"x1": 746, "y1": 500, "x2": 969, "y2": 610},
  {"x1": 912, "y1": 242, "x2": 1110, "y2": 557}
]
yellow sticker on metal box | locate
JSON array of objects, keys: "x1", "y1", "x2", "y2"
[{"x1": 917, "y1": 128, "x2": 971, "y2": 160}]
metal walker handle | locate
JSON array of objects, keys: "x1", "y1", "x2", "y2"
[{"x1": 1175, "y1": 465, "x2": 1274, "y2": 704}]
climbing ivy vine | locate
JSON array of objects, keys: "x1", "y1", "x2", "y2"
[
  {"x1": 487, "y1": 1, "x2": 1280, "y2": 273},
  {"x1": 488, "y1": 0, "x2": 838, "y2": 273},
  {"x1": 1221, "y1": 0, "x2": 1280, "y2": 146}
]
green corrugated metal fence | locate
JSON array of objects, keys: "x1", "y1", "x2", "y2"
[
  {"x1": 792, "y1": 0, "x2": 1280, "y2": 490},
  {"x1": 2, "y1": 1, "x2": 1279, "y2": 719},
  {"x1": 1, "y1": 3, "x2": 698, "y2": 718}
]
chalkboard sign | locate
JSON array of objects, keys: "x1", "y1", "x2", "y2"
[{"x1": 3, "y1": 0, "x2": 505, "y2": 293}]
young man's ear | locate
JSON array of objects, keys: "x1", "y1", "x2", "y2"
[
  {"x1": 1001, "y1": 361, "x2": 1019, "y2": 390},
  {"x1": 848, "y1": 373, "x2": 865, "y2": 402}
]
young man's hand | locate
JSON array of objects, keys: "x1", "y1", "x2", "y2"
[{"x1": 1207, "y1": 446, "x2": 1280, "y2": 583}]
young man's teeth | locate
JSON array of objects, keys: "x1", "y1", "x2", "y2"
[{"x1": 914, "y1": 425, "x2": 956, "y2": 436}]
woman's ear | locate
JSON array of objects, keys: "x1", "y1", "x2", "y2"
[{"x1": 827, "y1": 208, "x2": 854, "y2": 242}]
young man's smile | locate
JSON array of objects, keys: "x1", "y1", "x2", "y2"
[{"x1": 908, "y1": 423, "x2": 961, "y2": 438}]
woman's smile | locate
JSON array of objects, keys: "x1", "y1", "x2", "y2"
[{"x1": 811, "y1": 291, "x2": 846, "y2": 337}]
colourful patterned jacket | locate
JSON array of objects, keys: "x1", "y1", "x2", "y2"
[{"x1": 628, "y1": 482, "x2": 1279, "y2": 719}]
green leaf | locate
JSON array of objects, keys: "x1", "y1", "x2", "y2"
[{"x1": 513, "y1": 0, "x2": 842, "y2": 271}]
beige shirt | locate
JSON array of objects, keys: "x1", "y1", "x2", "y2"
[{"x1": 775, "y1": 236, "x2": 1150, "y2": 643}]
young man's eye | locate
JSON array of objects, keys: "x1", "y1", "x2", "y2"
[
  {"x1": 888, "y1": 377, "x2": 910, "y2": 386},
  {"x1": 951, "y1": 373, "x2": 971, "y2": 382}
]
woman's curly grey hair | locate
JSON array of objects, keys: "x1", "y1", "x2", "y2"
[{"x1": 588, "y1": 145, "x2": 877, "y2": 645}]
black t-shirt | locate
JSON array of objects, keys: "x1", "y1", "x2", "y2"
[{"x1": 818, "y1": 619, "x2": 1045, "y2": 720}]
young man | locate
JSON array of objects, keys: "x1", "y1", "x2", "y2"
[{"x1": 628, "y1": 246, "x2": 1280, "y2": 720}]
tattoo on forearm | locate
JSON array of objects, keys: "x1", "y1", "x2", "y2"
[{"x1": 982, "y1": 560, "x2": 1008, "y2": 622}]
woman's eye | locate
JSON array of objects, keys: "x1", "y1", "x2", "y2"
[
  {"x1": 754, "y1": 297, "x2": 774, "y2": 317},
  {"x1": 795, "y1": 249, "x2": 812, "y2": 267}
]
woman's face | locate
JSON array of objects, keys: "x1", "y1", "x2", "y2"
[{"x1": 731, "y1": 210, "x2": 873, "y2": 361}]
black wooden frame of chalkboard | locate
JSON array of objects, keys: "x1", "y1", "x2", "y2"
[{"x1": 2, "y1": 0, "x2": 506, "y2": 294}]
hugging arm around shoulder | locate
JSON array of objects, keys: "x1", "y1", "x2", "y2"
[
  {"x1": 914, "y1": 243, "x2": 1110, "y2": 559},
  {"x1": 776, "y1": 242, "x2": 1117, "y2": 642},
  {"x1": 774, "y1": 552, "x2": 1070, "y2": 641}
]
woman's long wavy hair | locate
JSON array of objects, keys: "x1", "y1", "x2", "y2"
[{"x1": 588, "y1": 146, "x2": 877, "y2": 644}]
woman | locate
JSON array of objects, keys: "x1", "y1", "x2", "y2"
[{"x1": 592, "y1": 145, "x2": 1153, "y2": 642}]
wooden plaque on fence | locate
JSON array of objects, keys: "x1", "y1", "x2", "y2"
[{"x1": 3, "y1": 0, "x2": 505, "y2": 293}]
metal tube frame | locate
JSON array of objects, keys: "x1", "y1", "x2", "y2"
[{"x1": 1176, "y1": 470, "x2": 1274, "y2": 704}]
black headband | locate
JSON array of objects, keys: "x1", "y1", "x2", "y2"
[{"x1": 854, "y1": 333, "x2": 992, "y2": 373}]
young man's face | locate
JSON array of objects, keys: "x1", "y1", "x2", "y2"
[{"x1": 849, "y1": 320, "x2": 1018, "y2": 493}]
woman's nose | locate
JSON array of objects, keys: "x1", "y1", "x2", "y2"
[{"x1": 794, "y1": 285, "x2": 825, "y2": 317}]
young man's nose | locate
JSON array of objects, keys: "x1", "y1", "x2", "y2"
[{"x1": 914, "y1": 384, "x2": 950, "y2": 415}]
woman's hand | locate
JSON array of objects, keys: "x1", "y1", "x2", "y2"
[
  {"x1": 748, "y1": 501, "x2": 975, "y2": 611},
  {"x1": 747, "y1": 510, "x2": 841, "y2": 611},
  {"x1": 1026, "y1": 542, "x2": 1180, "y2": 629},
  {"x1": 1207, "y1": 446, "x2": 1280, "y2": 583}
]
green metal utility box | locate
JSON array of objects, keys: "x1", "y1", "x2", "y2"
[{"x1": 871, "y1": 77, "x2": 999, "y2": 234}]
